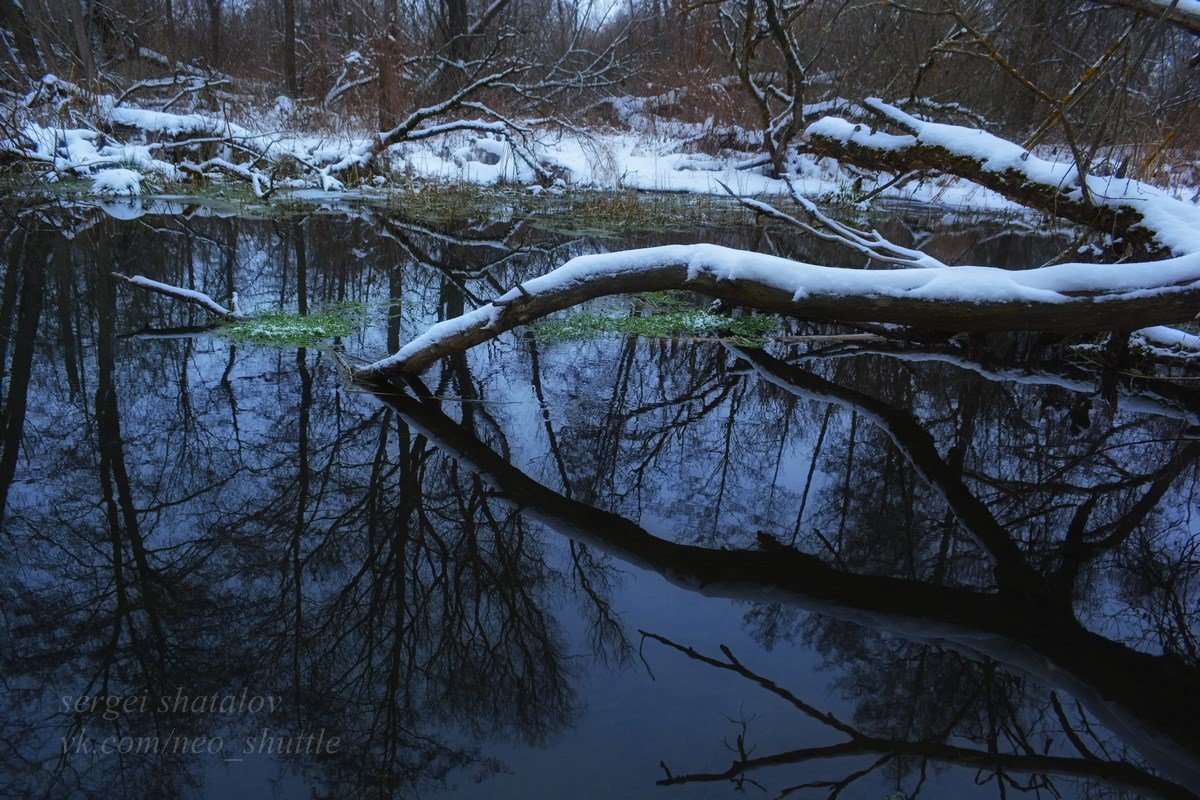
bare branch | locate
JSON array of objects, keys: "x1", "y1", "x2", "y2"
[{"x1": 111, "y1": 273, "x2": 242, "y2": 319}]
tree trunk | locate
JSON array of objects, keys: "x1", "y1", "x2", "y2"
[
  {"x1": 0, "y1": 0, "x2": 46, "y2": 78},
  {"x1": 164, "y1": 0, "x2": 176, "y2": 65},
  {"x1": 205, "y1": 0, "x2": 222, "y2": 66},
  {"x1": 283, "y1": 0, "x2": 298, "y2": 97},
  {"x1": 0, "y1": 231, "x2": 45, "y2": 527},
  {"x1": 437, "y1": 0, "x2": 470, "y2": 95}
]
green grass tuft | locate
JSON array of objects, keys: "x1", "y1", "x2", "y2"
[
  {"x1": 219, "y1": 306, "x2": 362, "y2": 346},
  {"x1": 534, "y1": 305, "x2": 779, "y2": 345}
]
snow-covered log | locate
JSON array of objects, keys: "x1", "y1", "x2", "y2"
[
  {"x1": 1090, "y1": 0, "x2": 1200, "y2": 36},
  {"x1": 354, "y1": 244, "x2": 1200, "y2": 377},
  {"x1": 804, "y1": 99, "x2": 1200, "y2": 256},
  {"x1": 115, "y1": 74, "x2": 230, "y2": 110},
  {"x1": 1132, "y1": 325, "x2": 1200, "y2": 358},
  {"x1": 131, "y1": 47, "x2": 231, "y2": 81},
  {"x1": 736, "y1": 180, "x2": 1200, "y2": 365},
  {"x1": 179, "y1": 157, "x2": 274, "y2": 197},
  {"x1": 112, "y1": 273, "x2": 243, "y2": 319}
]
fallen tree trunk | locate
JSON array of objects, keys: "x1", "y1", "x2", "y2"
[
  {"x1": 804, "y1": 99, "x2": 1200, "y2": 257},
  {"x1": 354, "y1": 243, "x2": 1200, "y2": 377}
]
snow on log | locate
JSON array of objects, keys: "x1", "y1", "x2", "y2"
[
  {"x1": 354, "y1": 243, "x2": 1200, "y2": 377},
  {"x1": 1132, "y1": 325, "x2": 1200, "y2": 358},
  {"x1": 112, "y1": 273, "x2": 242, "y2": 319},
  {"x1": 91, "y1": 168, "x2": 143, "y2": 195},
  {"x1": 1090, "y1": 0, "x2": 1200, "y2": 36},
  {"x1": 804, "y1": 99, "x2": 1200, "y2": 256}
]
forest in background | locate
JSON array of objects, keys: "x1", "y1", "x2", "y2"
[{"x1": 1, "y1": 0, "x2": 1198, "y2": 190}]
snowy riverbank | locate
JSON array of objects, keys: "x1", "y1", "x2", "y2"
[{"x1": 3, "y1": 81, "x2": 1143, "y2": 217}]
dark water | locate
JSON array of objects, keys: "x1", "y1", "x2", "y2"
[{"x1": 1, "y1": 196, "x2": 1198, "y2": 799}]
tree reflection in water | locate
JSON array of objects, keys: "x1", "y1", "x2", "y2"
[{"x1": 0, "y1": 204, "x2": 1196, "y2": 799}]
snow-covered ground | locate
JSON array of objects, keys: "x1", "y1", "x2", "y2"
[
  {"x1": 6, "y1": 77, "x2": 1198, "y2": 231},
  {"x1": 393, "y1": 126, "x2": 1027, "y2": 212},
  {"x1": 0, "y1": 83, "x2": 1074, "y2": 214}
]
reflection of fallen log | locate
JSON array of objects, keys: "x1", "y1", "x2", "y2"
[
  {"x1": 645, "y1": 628, "x2": 1195, "y2": 800},
  {"x1": 356, "y1": 243, "x2": 1200, "y2": 377},
  {"x1": 364, "y1": 371, "x2": 1200, "y2": 798},
  {"x1": 118, "y1": 324, "x2": 219, "y2": 340}
]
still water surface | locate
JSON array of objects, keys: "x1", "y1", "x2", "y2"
[{"x1": 0, "y1": 197, "x2": 1197, "y2": 799}]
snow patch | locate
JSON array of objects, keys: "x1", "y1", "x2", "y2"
[{"x1": 91, "y1": 168, "x2": 143, "y2": 195}]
